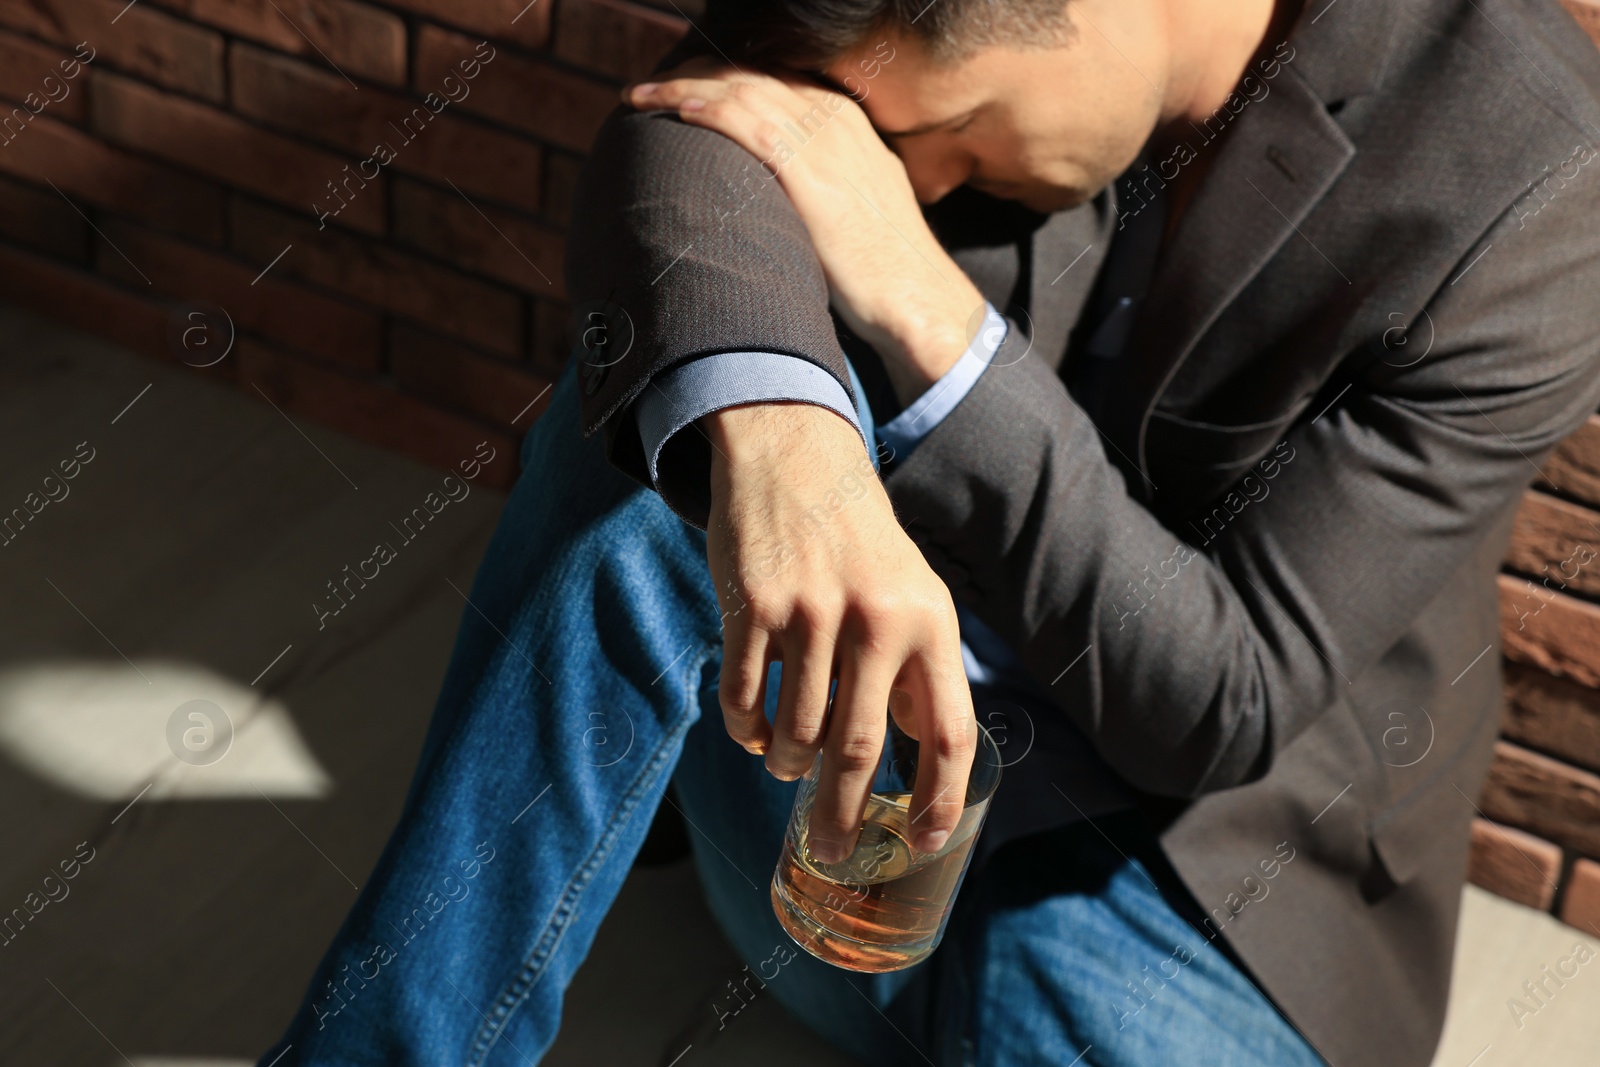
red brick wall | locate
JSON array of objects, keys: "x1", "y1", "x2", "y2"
[
  {"x1": 7, "y1": 0, "x2": 1600, "y2": 928},
  {"x1": 0, "y1": 0, "x2": 694, "y2": 488},
  {"x1": 1478, "y1": 417, "x2": 1600, "y2": 934}
]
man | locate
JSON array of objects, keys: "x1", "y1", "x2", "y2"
[{"x1": 262, "y1": 0, "x2": 1600, "y2": 1064}]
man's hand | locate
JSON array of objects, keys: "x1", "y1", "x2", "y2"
[
  {"x1": 704, "y1": 401, "x2": 977, "y2": 862},
  {"x1": 626, "y1": 63, "x2": 987, "y2": 408}
]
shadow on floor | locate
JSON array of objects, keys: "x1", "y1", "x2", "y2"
[{"x1": 0, "y1": 304, "x2": 859, "y2": 1067}]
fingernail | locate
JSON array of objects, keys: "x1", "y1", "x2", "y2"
[
  {"x1": 682, "y1": 97, "x2": 706, "y2": 112},
  {"x1": 631, "y1": 82, "x2": 658, "y2": 96},
  {"x1": 915, "y1": 829, "x2": 950, "y2": 854},
  {"x1": 810, "y1": 838, "x2": 845, "y2": 864}
]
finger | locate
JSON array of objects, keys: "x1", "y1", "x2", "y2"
[
  {"x1": 765, "y1": 619, "x2": 837, "y2": 781},
  {"x1": 627, "y1": 78, "x2": 806, "y2": 163},
  {"x1": 902, "y1": 646, "x2": 977, "y2": 855},
  {"x1": 624, "y1": 74, "x2": 767, "y2": 112},
  {"x1": 806, "y1": 645, "x2": 895, "y2": 865},
  {"x1": 634, "y1": 73, "x2": 839, "y2": 114},
  {"x1": 623, "y1": 57, "x2": 740, "y2": 98},
  {"x1": 719, "y1": 621, "x2": 775, "y2": 756}
]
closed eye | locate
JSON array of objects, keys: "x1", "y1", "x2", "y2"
[{"x1": 882, "y1": 106, "x2": 981, "y2": 141}]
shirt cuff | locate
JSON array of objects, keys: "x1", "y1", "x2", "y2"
[
  {"x1": 633, "y1": 351, "x2": 871, "y2": 488},
  {"x1": 875, "y1": 302, "x2": 1007, "y2": 462}
]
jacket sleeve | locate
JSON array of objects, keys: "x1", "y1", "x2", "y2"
[
  {"x1": 563, "y1": 102, "x2": 856, "y2": 528},
  {"x1": 880, "y1": 175, "x2": 1600, "y2": 798}
]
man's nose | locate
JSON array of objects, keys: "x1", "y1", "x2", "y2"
[{"x1": 903, "y1": 151, "x2": 974, "y2": 205}]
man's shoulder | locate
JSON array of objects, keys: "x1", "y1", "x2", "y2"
[
  {"x1": 1303, "y1": 0, "x2": 1600, "y2": 266},
  {"x1": 1357, "y1": 0, "x2": 1600, "y2": 154}
]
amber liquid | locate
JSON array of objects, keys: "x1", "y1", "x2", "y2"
[{"x1": 771, "y1": 790, "x2": 984, "y2": 972}]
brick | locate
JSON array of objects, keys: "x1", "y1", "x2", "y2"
[
  {"x1": 554, "y1": 0, "x2": 687, "y2": 82},
  {"x1": 543, "y1": 149, "x2": 582, "y2": 226},
  {"x1": 392, "y1": 177, "x2": 563, "y2": 295},
  {"x1": 1499, "y1": 573, "x2": 1600, "y2": 687},
  {"x1": 0, "y1": 240, "x2": 173, "y2": 364},
  {"x1": 1506, "y1": 490, "x2": 1600, "y2": 598},
  {"x1": 0, "y1": 0, "x2": 224, "y2": 102},
  {"x1": 0, "y1": 173, "x2": 87, "y2": 261},
  {"x1": 416, "y1": 25, "x2": 617, "y2": 153},
  {"x1": 1560, "y1": 857, "x2": 1600, "y2": 934},
  {"x1": 0, "y1": 30, "x2": 88, "y2": 124},
  {"x1": 390, "y1": 323, "x2": 553, "y2": 430},
  {"x1": 1560, "y1": 0, "x2": 1600, "y2": 51},
  {"x1": 1504, "y1": 661, "x2": 1600, "y2": 773},
  {"x1": 0, "y1": 110, "x2": 224, "y2": 242},
  {"x1": 93, "y1": 219, "x2": 382, "y2": 371},
  {"x1": 530, "y1": 296, "x2": 571, "y2": 378},
  {"x1": 1541, "y1": 414, "x2": 1600, "y2": 507},
  {"x1": 230, "y1": 44, "x2": 542, "y2": 213},
  {"x1": 1466, "y1": 817, "x2": 1562, "y2": 911},
  {"x1": 237, "y1": 338, "x2": 519, "y2": 490},
  {"x1": 1481, "y1": 740, "x2": 1600, "y2": 856},
  {"x1": 380, "y1": 0, "x2": 551, "y2": 50},
  {"x1": 231, "y1": 197, "x2": 524, "y2": 355},
  {"x1": 91, "y1": 72, "x2": 384, "y2": 235},
  {"x1": 151, "y1": 0, "x2": 406, "y2": 87}
]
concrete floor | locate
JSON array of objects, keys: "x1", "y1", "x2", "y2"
[{"x1": 0, "y1": 303, "x2": 1593, "y2": 1066}]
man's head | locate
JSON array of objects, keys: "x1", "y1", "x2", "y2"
[{"x1": 705, "y1": 0, "x2": 1280, "y2": 213}]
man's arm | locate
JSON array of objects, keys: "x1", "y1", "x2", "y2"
[
  {"x1": 563, "y1": 98, "x2": 982, "y2": 863},
  {"x1": 880, "y1": 182, "x2": 1600, "y2": 796},
  {"x1": 631, "y1": 305, "x2": 1006, "y2": 514},
  {"x1": 564, "y1": 104, "x2": 859, "y2": 513},
  {"x1": 622, "y1": 59, "x2": 1600, "y2": 802}
]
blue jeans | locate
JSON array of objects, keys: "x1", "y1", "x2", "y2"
[{"x1": 260, "y1": 358, "x2": 1324, "y2": 1067}]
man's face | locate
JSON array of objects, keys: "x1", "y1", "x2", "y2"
[{"x1": 824, "y1": 4, "x2": 1169, "y2": 213}]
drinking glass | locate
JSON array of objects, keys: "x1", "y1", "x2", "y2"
[{"x1": 769, "y1": 715, "x2": 1002, "y2": 972}]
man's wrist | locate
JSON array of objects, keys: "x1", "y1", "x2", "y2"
[
  {"x1": 702, "y1": 400, "x2": 865, "y2": 467},
  {"x1": 869, "y1": 277, "x2": 987, "y2": 407}
]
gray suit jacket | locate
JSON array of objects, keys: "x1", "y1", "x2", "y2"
[{"x1": 564, "y1": 0, "x2": 1600, "y2": 1063}]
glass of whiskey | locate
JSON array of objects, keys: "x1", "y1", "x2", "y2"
[{"x1": 770, "y1": 715, "x2": 1002, "y2": 972}]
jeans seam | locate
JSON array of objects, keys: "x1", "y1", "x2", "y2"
[{"x1": 463, "y1": 646, "x2": 715, "y2": 1067}]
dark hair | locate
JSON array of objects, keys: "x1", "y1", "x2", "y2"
[{"x1": 703, "y1": 0, "x2": 1076, "y2": 69}]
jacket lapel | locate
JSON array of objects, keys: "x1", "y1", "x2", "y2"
[
  {"x1": 1086, "y1": 0, "x2": 1411, "y2": 498},
  {"x1": 1097, "y1": 68, "x2": 1356, "y2": 498}
]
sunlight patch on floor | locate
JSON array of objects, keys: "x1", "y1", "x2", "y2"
[
  {"x1": 1430, "y1": 885, "x2": 1600, "y2": 1066},
  {"x1": 0, "y1": 660, "x2": 330, "y2": 801}
]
